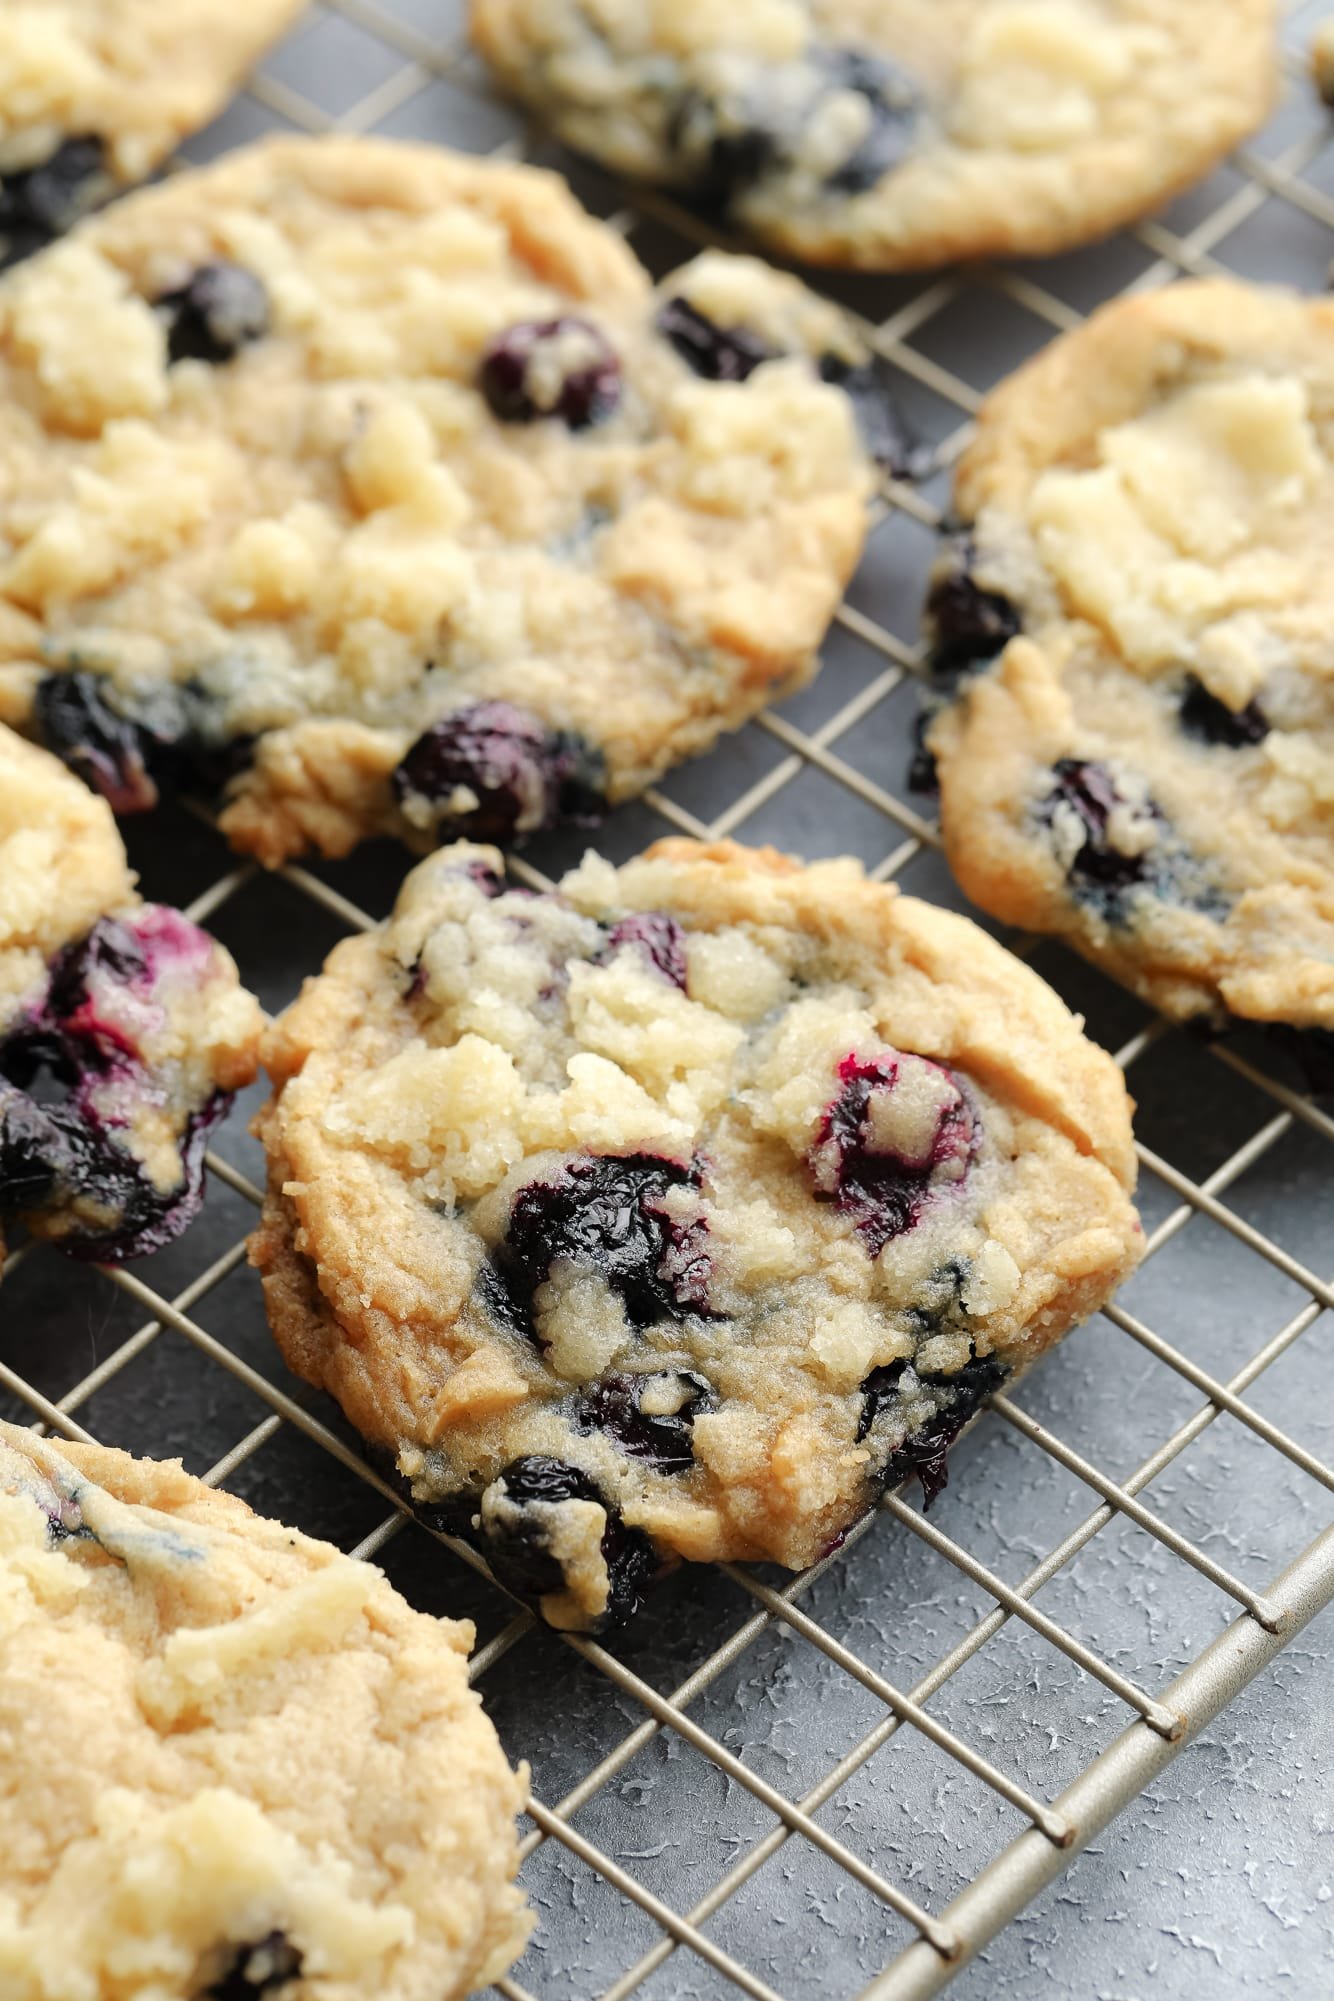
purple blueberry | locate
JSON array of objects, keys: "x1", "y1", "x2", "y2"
[
  {"x1": 1042, "y1": 759, "x2": 1159, "y2": 897},
  {"x1": 157, "y1": 262, "x2": 270, "y2": 366},
  {"x1": 859, "y1": 1351, "x2": 1007, "y2": 1507},
  {"x1": 600, "y1": 912, "x2": 688, "y2": 991},
  {"x1": 392, "y1": 701, "x2": 606, "y2": 846},
  {"x1": 479, "y1": 317, "x2": 621, "y2": 429},
  {"x1": 809, "y1": 1052, "x2": 975, "y2": 1257},
  {"x1": 656, "y1": 296, "x2": 775, "y2": 383},
  {"x1": 572, "y1": 1370, "x2": 715, "y2": 1476},
  {"x1": 202, "y1": 1932, "x2": 302, "y2": 1998},
  {"x1": 924, "y1": 555, "x2": 1022, "y2": 688},
  {"x1": 0, "y1": 136, "x2": 110, "y2": 262},
  {"x1": 481, "y1": 1153, "x2": 715, "y2": 1339},
  {"x1": 34, "y1": 672, "x2": 162, "y2": 813},
  {"x1": 478, "y1": 1455, "x2": 656, "y2": 1627},
  {"x1": 1178, "y1": 675, "x2": 1269, "y2": 748},
  {"x1": 812, "y1": 47, "x2": 920, "y2": 195}
]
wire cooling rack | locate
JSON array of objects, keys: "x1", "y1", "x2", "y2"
[{"x1": 2, "y1": 5, "x2": 1333, "y2": 1998}]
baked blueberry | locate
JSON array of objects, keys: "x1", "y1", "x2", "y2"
[
  {"x1": 202, "y1": 1932, "x2": 303, "y2": 1998},
  {"x1": 816, "y1": 350, "x2": 920, "y2": 477},
  {"x1": 0, "y1": 137, "x2": 111, "y2": 262},
  {"x1": 812, "y1": 48, "x2": 920, "y2": 195},
  {"x1": 478, "y1": 1454, "x2": 657, "y2": 1626},
  {"x1": 393, "y1": 702, "x2": 606, "y2": 845},
  {"x1": 600, "y1": 912, "x2": 689, "y2": 991},
  {"x1": 479, "y1": 317, "x2": 621, "y2": 428},
  {"x1": 809, "y1": 1051, "x2": 975, "y2": 1256},
  {"x1": 157, "y1": 262, "x2": 271, "y2": 366},
  {"x1": 924, "y1": 557, "x2": 1022, "y2": 688},
  {"x1": 656, "y1": 295, "x2": 774, "y2": 383},
  {"x1": 1041, "y1": 759, "x2": 1159, "y2": 898},
  {"x1": 484, "y1": 1153, "x2": 714, "y2": 1337},
  {"x1": 1178, "y1": 674, "x2": 1270, "y2": 748},
  {"x1": 571, "y1": 1369, "x2": 715, "y2": 1475}
]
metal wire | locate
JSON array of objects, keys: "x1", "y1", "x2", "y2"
[{"x1": 3, "y1": 4, "x2": 1332, "y2": 1998}]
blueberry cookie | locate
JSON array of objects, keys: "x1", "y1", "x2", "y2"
[
  {"x1": 923, "y1": 280, "x2": 1334, "y2": 1034},
  {"x1": 0, "y1": 722, "x2": 262, "y2": 1263},
  {"x1": 250, "y1": 839, "x2": 1141, "y2": 1631},
  {"x1": 0, "y1": 1, "x2": 306, "y2": 265},
  {"x1": 0, "y1": 137, "x2": 884, "y2": 867},
  {"x1": 0, "y1": 1420, "x2": 530, "y2": 2000},
  {"x1": 470, "y1": 0, "x2": 1276, "y2": 271}
]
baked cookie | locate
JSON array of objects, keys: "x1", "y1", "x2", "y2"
[
  {"x1": 0, "y1": 1420, "x2": 530, "y2": 2000},
  {"x1": 469, "y1": 0, "x2": 1277, "y2": 271},
  {"x1": 0, "y1": 137, "x2": 886, "y2": 868},
  {"x1": 922, "y1": 280, "x2": 1334, "y2": 1036},
  {"x1": 0, "y1": 1, "x2": 306, "y2": 264},
  {"x1": 250, "y1": 838, "x2": 1141, "y2": 1631},
  {"x1": 0, "y1": 722, "x2": 262, "y2": 1263}
]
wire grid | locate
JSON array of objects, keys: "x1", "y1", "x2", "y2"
[{"x1": 3, "y1": 5, "x2": 1334, "y2": 1998}]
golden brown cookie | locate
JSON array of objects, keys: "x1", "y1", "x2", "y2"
[
  {"x1": 0, "y1": 1420, "x2": 530, "y2": 2001},
  {"x1": 251, "y1": 838, "x2": 1141, "y2": 1630}
]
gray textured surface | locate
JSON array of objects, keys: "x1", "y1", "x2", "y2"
[{"x1": 3, "y1": 4, "x2": 1332, "y2": 1998}]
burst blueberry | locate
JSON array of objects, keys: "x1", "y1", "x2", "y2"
[
  {"x1": 478, "y1": 1455, "x2": 656, "y2": 1626},
  {"x1": 656, "y1": 296, "x2": 775, "y2": 383},
  {"x1": 809, "y1": 1051, "x2": 974, "y2": 1257},
  {"x1": 479, "y1": 316, "x2": 621, "y2": 429},
  {"x1": 600, "y1": 912, "x2": 688, "y2": 991},
  {"x1": 813, "y1": 47, "x2": 921, "y2": 195},
  {"x1": 572, "y1": 1370, "x2": 714, "y2": 1476},
  {"x1": 924, "y1": 556, "x2": 1022, "y2": 687},
  {"x1": 858, "y1": 1351, "x2": 1007, "y2": 1506},
  {"x1": 1043, "y1": 759, "x2": 1159, "y2": 897},
  {"x1": 393, "y1": 701, "x2": 606, "y2": 845},
  {"x1": 482, "y1": 1153, "x2": 714, "y2": 1339},
  {"x1": 0, "y1": 136, "x2": 110, "y2": 260},
  {"x1": 157, "y1": 262, "x2": 270, "y2": 365},
  {"x1": 1178, "y1": 674, "x2": 1269, "y2": 748}
]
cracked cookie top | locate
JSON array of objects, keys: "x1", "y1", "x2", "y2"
[
  {"x1": 470, "y1": 0, "x2": 1276, "y2": 270},
  {"x1": 924, "y1": 280, "x2": 1334, "y2": 1033},
  {"x1": 252, "y1": 838, "x2": 1140, "y2": 1629},
  {"x1": 0, "y1": 136, "x2": 879, "y2": 865},
  {"x1": 0, "y1": 1421, "x2": 530, "y2": 2001}
]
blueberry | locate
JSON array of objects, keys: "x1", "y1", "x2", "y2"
[
  {"x1": 34, "y1": 672, "x2": 162, "y2": 814},
  {"x1": 479, "y1": 317, "x2": 621, "y2": 429},
  {"x1": 811, "y1": 48, "x2": 920, "y2": 195},
  {"x1": 668, "y1": 46, "x2": 919, "y2": 207},
  {"x1": 0, "y1": 137, "x2": 110, "y2": 261},
  {"x1": 571, "y1": 1370, "x2": 714, "y2": 1476},
  {"x1": 482, "y1": 1153, "x2": 715, "y2": 1338},
  {"x1": 1042, "y1": 759, "x2": 1159, "y2": 898},
  {"x1": 157, "y1": 263, "x2": 270, "y2": 366},
  {"x1": 0, "y1": 1082, "x2": 82, "y2": 1213},
  {"x1": 600, "y1": 912, "x2": 688, "y2": 991},
  {"x1": 924, "y1": 555, "x2": 1022, "y2": 689},
  {"x1": 44, "y1": 917, "x2": 147, "y2": 1029},
  {"x1": 201, "y1": 1932, "x2": 303, "y2": 1998},
  {"x1": 810, "y1": 1054, "x2": 975, "y2": 1257},
  {"x1": 816, "y1": 350, "x2": 921, "y2": 478},
  {"x1": 392, "y1": 701, "x2": 606, "y2": 846},
  {"x1": 1178, "y1": 674, "x2": 1269, "y2": 748},
  {"x1": 479, "y1": 1455, "x2": 657, "y2": 1627},
  {"x1": 859, "y1": 1351, "x2": 1007, "y2": 1506},
  {"x1": 656, "y1": 296, "x2": 774, "y2": 383}
]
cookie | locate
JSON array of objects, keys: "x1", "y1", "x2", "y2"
[
  {"x1": 0, "y1": 137, "x2": 882, "y2": 868},
  {"x1": 922, "y1": 280, "x2": 1334, "y2": 1035},
  {"x1": 0, "y1": 1420, "x2": 530, "y2": 2000},
  {"x1": 250, "y1": 838, "x2": 1141, "y2": 1631},
  {"x1": 469, "y1": 0, "x2": 1277, "y2": 271},
  {"x1": 0, "y1": 1, "x2": 306, "y2": 264},
  {"x1": 0, "y1": 721, "x2": 262, "y2": 1262}
]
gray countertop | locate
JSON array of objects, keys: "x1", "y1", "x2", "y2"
[{"x1": 3, "y1": 3, "x2": 1331, "y2": 1997}]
